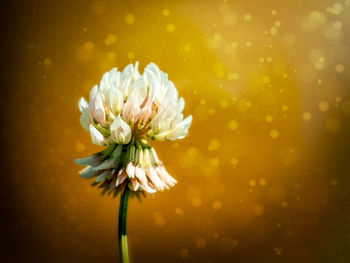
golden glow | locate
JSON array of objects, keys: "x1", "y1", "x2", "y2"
[{"x1": 5, "y1": 0, "x2": 350, "y2": 262}]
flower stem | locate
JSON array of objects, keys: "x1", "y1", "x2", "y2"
[{"x1": 118, "y1": 186, "x2": 130, "y2": 263}]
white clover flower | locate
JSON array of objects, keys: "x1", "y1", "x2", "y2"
[{"x1": 75, "y1": 62, "x2": 192, "y2": 195}]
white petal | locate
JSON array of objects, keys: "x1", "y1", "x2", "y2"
[
  {"x1": 78, "y1": 97, "x2": 89, "y2": 112},
  {"x1": 143, "y1": 69, "x2": 158, "y2": 107},
  {"x1": 109, "y1": 68, "x2": 120, "y2": 87},
  {"x1": 108, "y1": 86, "x2": 123, "y2": 114},
  {"x1": 99, "y1": 71, "x2": 111, "y2": 97},
  {"x1": 145, "y1": 63, "x2": 161, "y2": 80},
  {"x1": 176, "y1": 97, "x2": 185, "y2": 113},
  {"x1": 126, "y1": 163, "x2": 135, "y2": 178},
  {"x1": 129, "y1": 77, "x2": 147, "y2": 105},
  {"x1": 89, "y1": 85, "x2": 98, "y2": 106},
  {"x1": 110, "y1": 114, "x2": 132, "y2": 144},
  {"x1": 120, "y1": 63, "x2": 140, "y2": 98},
  {"x1": 141, "y1": 184, "x2": 157, "y2": 193},
  {"x1": 167, "y1": 115, "x2": 192, "y2": 140},
  {"x1": 80, "y1": 108, "x2": 91, "y2": 131},
  {"x1": 89, "y1": 124, "x2": 106, "y2": 146}
]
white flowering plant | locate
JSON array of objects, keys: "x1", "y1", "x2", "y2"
[{"x1": 75, "y1": 62, "x2": 192, "y2": 262}]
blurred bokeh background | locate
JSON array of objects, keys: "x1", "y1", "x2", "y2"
[{"x1": 1, "y1": 0, "x2": 350, "y2": 262}]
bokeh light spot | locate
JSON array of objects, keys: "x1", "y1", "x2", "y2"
[
  {"x1": 259, "y1": 178, "x2": 267, "y2": 186},
  {"x1": 302, "y1": 112, "x2": 312, "y2": 121},
  {"x1": 335, "y1": 63, "x2": 344, "y2": 73},
  {"x1": 208, "y1": 139, "x2": 221, "y2": 151},
  {"x1": 265, "y1": 115, "x2": 273, "y2": 122},
  {"x1": 318, "y1": 101, "x2": 330, "y2": 112},
  {"x1": 75, "y1": 142, "x2": 85, "y2": 152},
  {"x1": 249, "y1": 179, "x2": 257, "y2": 187},
  {"x1": 125, "y1": 14, "x2": 135, "y2": 25},
  {"x1": 243, "y1": 14, "x2": 251, "y2": 22},
  {"x1": 192, "y1": 197, "x2": 202, "y2": 207},
  {"x1": 228, "y1": 120, "x2": 239, "y2": 131},
  {"x1": 212, "y1": 200, "x2": 222, "y2": 210},
  {"x1": 104, "y1": 33, "x2": 117, "y2": 45},
  {"x1": 270, "y1": 129, "x2": 279, "y2": 139},
  {"x1": 162, "y1": 9, "x2": 170, "y2": 16},
  {"x1": 175, "y1": 207, "x2": 183, "y2": 215},
  {"x1": 166, "y1": 23, "x2": 176, "y2": 32}
]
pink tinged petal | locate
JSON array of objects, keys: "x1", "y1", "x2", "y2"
[
  {"x1": 110, "y1": 114, "x2": 132, "y2": 144},
  {"x1": 130, "y1": 178, "x2": 140, "y2": 191},
  {"x1": 92, "y1": 91, "x2": 106, "y2": 125},
  {"x1": 155, "y1": 166, "x2": 177, "y2": 187},
  {"x1": 135, "y1": 166, "x2": 148, "y2": 185},
  {"x1": 116, "y1": 170, "x2": 128, "y2": 187},
  {"x1": 137, "y1": 107, "x2": 152, "y2": 130},
  {"x1": 89, "y1": 85, "x2": 98, "y2": 107},
  {"x1": 122, "y1": 98, "x2": 140, "y2": 125},
  {"x1": 135, "y1": 164, "x2": 157, "y2": 193},
  {"x1": 89, "y1": 124, "x2": 106, "y2": 146},
  {"x1": 146, "y1": 167, "x2": 166, "y2": 191}
]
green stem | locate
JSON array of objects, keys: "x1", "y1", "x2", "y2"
[{"x1": 118, "y1": 186, "x2": 130, "y2": 263}]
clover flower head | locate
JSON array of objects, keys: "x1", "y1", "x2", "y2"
[{"x1": 76, "y1": 62, "x2": 192, "y2": 195}]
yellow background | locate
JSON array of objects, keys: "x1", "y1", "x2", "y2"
[{"x1": 3, "y1": 0, "x2": 350, "y2": 262}]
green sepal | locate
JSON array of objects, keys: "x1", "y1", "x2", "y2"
[
  {"x1": 80, "y1": 167, "x2": 101, "y2": 179},
  {"x1": 99, "y1": 143, "x2": 117, "y2": 159}
]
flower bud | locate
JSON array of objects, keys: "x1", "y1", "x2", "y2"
[{"x1": 110, "y1": 114, "x2": 132, "y2": 144}]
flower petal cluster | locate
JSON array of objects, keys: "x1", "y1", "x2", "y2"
[{"x1": 76, "y1": 62, "x2": 192, "y2": 195}]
